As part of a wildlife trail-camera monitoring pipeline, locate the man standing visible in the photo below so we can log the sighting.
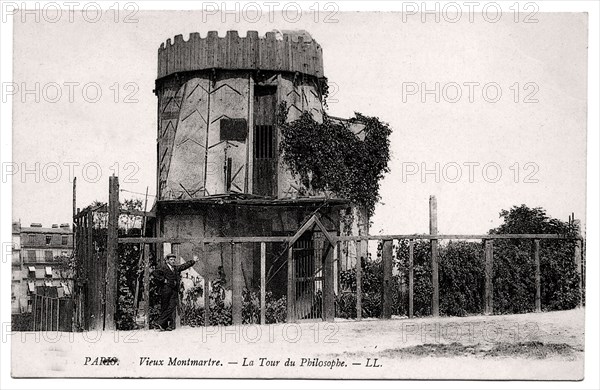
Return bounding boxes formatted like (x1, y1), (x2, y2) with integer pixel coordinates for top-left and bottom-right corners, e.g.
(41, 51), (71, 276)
(154, 253), (197, 331)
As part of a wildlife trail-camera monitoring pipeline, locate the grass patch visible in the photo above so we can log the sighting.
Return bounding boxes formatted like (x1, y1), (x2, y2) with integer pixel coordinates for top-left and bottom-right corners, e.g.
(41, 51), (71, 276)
(486, 341), (579, 359)
(378, 341), (580, 359)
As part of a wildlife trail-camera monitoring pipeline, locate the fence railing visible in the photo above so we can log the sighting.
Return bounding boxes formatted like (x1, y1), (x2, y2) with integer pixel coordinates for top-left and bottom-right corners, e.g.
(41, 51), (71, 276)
(31, 294), (73, 332)
(74, 177), (584, 330)
(118, 230), (583, 328)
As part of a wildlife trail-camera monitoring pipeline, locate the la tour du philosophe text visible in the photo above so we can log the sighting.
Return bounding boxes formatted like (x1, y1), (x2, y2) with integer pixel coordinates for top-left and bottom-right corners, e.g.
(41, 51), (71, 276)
(137, 356), (380, 369)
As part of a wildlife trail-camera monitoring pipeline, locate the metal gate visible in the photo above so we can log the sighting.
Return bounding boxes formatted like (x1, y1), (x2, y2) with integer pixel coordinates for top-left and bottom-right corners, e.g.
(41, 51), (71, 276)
(292, 233), (324, 321)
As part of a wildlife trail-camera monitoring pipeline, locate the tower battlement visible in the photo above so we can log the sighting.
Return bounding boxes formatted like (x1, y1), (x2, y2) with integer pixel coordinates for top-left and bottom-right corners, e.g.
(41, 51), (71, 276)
(157, 30), (324, 80)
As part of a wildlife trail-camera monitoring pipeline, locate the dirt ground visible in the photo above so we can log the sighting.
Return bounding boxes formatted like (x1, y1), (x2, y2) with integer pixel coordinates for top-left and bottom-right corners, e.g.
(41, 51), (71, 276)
(11, 308), (584, 380)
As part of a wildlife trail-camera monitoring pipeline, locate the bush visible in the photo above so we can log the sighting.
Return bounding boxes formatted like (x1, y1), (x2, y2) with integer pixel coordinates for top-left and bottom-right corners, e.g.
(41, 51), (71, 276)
(180, 289), (287, 327)
(439, 241), (485, 316)
(116, 241), (142, 330)
(11, 313), (33, 331)
(396, 240), (433, 317)
(490, 206), (582, 313)
(338, 206), (582, 319)
(337, 256), (401, 319)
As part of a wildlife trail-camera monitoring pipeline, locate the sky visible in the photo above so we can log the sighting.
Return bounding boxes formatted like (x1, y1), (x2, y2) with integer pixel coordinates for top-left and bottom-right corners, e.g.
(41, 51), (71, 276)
(11, 9), (588, 235)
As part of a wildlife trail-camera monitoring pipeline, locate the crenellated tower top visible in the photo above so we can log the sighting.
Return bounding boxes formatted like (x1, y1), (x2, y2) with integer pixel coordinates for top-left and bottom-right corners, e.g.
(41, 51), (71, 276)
(157, 30), (325, 80)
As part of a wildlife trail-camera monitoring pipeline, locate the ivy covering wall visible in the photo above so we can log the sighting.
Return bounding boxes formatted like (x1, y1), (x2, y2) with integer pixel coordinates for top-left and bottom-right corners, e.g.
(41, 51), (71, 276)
(278, 105), (392, 218)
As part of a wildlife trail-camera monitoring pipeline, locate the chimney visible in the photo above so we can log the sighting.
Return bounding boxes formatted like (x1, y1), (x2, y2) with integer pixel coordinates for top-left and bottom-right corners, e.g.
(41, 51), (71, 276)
(52, 224), (59, 228)
(30, 223), (42, 228)
(60, 223), (70, 230)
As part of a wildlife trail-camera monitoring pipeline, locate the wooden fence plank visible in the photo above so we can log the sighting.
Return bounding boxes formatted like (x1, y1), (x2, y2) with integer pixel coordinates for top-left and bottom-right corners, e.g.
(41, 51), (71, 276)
(323, 243), (335, 322)
(118, 233), (579, 245)
(86, 210), (95, 330)
(382, 240), (393, 319)
(32, 294), (37, 331)
(356, 240), (362, 321)
(408, 240), (414, 319)
(232, 243), (243, 325)
(484, 240), (494, 315)
(56, 299), (60, 331)
(260, 242), (266, 325)
(573, 222), (583, 307)
(336, 234), (578, 241)
(430, 196), (439, 317)
(574, 239), (583, 307)
(45, 297), (49, 331)
(105, 175), (119, 330)
(535, 239), (541, 312)
(287, 246), (295, 323)
(204, 246), (210, 327)
(143, 244), (150, 330)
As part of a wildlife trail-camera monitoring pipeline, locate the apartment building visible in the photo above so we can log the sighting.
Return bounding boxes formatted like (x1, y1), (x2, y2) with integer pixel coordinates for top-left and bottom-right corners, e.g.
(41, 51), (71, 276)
(11, 221), (73, 313)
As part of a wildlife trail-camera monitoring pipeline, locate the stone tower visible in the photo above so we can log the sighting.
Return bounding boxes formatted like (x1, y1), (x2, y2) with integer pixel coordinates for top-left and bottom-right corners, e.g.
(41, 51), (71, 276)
(153, 30), (364, 296)
(155, 30), (325, 200)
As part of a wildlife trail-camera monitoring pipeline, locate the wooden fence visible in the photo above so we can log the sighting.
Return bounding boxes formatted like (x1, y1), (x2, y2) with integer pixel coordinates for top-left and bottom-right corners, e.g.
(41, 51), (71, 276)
(31, 293), (74, 332)
(75, 177), (584, 330)
(121, 232), (583, 327)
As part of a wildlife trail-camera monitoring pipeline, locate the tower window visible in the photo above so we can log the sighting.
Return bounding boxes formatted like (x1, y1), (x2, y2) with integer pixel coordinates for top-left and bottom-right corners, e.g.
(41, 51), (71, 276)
(220, 118), (248, 141)
(254, 125), (275, 159)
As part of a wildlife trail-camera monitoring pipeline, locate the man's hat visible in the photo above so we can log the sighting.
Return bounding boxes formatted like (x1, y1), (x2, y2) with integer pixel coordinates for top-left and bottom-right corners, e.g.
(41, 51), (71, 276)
(165, 253), (176, 260)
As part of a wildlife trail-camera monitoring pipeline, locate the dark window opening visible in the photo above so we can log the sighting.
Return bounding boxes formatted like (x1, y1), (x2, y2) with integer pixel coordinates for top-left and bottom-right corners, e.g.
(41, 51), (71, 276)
(220, 118), (248, 141)
(253, 125), (275, 159)
(45, 235), (52, 245)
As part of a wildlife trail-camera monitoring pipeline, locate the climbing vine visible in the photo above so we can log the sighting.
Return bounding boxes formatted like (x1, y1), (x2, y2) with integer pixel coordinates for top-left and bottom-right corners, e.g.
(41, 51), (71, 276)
(278, 103), (392, 217)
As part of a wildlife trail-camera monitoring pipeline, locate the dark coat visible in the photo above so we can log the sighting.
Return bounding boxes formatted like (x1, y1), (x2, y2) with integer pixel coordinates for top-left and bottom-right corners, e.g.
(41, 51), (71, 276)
(153, 259), (195, 330)
(153, 260), (195, 292)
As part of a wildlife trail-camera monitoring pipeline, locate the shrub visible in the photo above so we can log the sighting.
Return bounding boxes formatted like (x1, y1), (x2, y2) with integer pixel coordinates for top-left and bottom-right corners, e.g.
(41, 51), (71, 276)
(11, 313), (33, 331)
(179, 289), (287, 327)
(337, 256), (401, 319)
(490, 206), (581, 313)
(439, 241), (485, 316)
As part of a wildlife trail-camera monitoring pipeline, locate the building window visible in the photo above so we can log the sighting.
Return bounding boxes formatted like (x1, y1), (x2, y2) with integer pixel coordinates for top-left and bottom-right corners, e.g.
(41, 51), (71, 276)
(27, 250), (36, 262)
(61, 235), (68, 245)
(45, 250), (53, 262)
(28, 266), (36, 279)
(28, 234), (35, 244)
(45, 266), (52, 278)
(45, 235), (52, 245)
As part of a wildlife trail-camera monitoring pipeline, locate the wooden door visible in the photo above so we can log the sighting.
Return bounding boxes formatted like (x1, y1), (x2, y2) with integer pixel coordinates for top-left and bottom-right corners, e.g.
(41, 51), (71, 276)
(292, 232), (324, 321)
(253, 86), (277, 197)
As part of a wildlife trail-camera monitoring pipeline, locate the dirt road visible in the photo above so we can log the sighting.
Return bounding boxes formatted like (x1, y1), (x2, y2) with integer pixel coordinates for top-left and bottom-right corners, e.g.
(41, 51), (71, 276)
(11, 308), (584, 379)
